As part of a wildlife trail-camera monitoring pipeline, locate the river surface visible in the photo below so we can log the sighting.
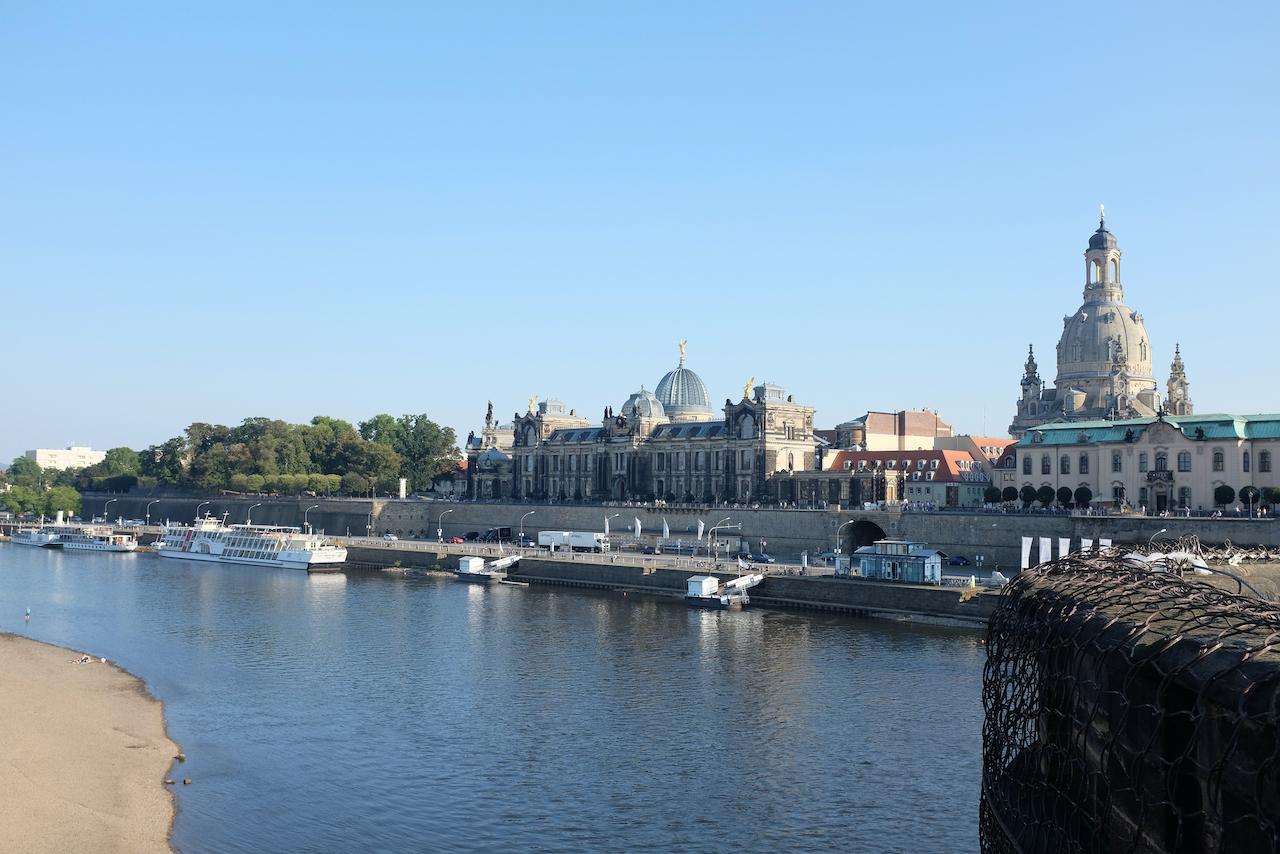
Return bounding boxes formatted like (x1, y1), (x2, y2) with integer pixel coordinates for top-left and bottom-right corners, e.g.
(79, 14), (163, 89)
(0, 545), (985, 853)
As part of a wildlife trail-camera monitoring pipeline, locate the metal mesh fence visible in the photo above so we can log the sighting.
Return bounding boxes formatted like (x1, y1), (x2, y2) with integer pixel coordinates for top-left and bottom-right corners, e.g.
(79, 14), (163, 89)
(980, 553), (1280, 854)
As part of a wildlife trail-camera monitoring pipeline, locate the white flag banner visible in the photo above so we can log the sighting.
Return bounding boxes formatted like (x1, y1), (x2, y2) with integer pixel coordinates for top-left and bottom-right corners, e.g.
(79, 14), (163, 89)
(697, 520), (705, 540)
(1099, 537), (1112, 550)
(1021, 537), (1034, 570)
(737, 557), (750, 570)
(634, 517), (642, 537)
(1039, 537), (1053, 566)
(1058, 538), (1072, 559)
(662, 518), (670, 539)
(1081, 538), (1094, 553)
(604, 516), (610, 536)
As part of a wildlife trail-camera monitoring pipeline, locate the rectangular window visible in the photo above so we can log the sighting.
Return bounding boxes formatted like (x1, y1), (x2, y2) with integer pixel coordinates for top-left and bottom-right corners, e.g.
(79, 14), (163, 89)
(1112, 452), (1122, 473)
(1139, 453), (1148, 473)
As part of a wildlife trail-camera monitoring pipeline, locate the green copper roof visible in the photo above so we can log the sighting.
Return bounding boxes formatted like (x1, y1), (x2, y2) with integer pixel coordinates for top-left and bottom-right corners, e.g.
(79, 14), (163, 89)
(1016, 414), (1280, 447)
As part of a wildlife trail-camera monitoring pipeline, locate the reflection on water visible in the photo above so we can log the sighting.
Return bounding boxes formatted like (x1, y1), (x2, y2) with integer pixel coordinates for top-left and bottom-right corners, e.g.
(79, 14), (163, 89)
(0, 546), (984, 853)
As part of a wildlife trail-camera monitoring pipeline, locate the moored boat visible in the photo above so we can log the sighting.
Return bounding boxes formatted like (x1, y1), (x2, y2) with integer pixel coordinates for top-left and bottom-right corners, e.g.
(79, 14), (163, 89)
(155, 515), (347, 571)
(11, 527), (63, 548)
(454, 554), (521, 584)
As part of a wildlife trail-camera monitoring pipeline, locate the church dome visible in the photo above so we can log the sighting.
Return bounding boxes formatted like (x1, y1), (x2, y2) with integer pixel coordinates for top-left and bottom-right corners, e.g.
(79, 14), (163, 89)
(655, 343), (712, 421)
(621, 388), (666, 420)
(1056, 301), (1154, 385)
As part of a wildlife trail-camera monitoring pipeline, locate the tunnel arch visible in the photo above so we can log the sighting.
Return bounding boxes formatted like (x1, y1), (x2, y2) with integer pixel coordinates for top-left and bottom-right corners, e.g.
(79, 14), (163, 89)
(842, 519), (887, 554)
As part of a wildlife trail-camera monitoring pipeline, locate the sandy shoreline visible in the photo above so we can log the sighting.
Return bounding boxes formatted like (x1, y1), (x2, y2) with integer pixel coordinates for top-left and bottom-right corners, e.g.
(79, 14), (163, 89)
(0, 633), (178, 854)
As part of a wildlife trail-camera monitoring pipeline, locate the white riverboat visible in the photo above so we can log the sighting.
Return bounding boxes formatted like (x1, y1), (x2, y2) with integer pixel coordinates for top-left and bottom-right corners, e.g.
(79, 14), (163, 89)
(155, 515), (347, 571)
(46, 524), (138, 552)
(11, 526), (63, 548)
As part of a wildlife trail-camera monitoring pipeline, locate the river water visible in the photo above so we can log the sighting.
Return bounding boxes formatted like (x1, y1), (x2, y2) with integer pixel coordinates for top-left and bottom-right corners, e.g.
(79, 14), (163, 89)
(0, 545), (985, 853)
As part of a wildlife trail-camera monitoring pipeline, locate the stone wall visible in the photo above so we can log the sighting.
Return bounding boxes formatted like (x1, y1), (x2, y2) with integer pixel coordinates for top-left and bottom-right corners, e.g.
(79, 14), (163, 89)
(85, 493), (1279, 573)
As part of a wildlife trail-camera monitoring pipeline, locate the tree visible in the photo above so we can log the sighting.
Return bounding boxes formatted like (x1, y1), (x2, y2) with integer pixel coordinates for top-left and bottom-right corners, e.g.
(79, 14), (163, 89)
(1214, 484), (1235, 506)
(1036, 485), (1055, 507)
(8, 456), (45, 490)
(1019, 485), (1037, 507)
(983, 486), (1002, 504)
(1074, 486), (1093, 507)
(1002, 486), (1019, 503)
(341, 472), (369, 495)
(244, 474), (265, 493)
(0, 486), (41, 515)
(1056, 486), (1073, 507)
(102, 447), (141, 477)
(44, 486), (81, 516)
(1240, 486), (1261, 510)
(358, 414), (405, 447)
(1263, 486), (1280, 508)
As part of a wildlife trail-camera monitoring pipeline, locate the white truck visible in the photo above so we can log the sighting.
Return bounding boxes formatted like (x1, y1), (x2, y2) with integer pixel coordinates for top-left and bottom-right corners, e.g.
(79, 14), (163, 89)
(568, 531), (609, 553)
(537, 531), (572, 550)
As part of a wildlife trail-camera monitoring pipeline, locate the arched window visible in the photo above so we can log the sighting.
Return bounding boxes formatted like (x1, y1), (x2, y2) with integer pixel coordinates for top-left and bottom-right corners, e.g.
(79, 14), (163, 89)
(1243, 451), (1251, 472)
(1111, 451), (1122, 473)
(1023, 456), (1032, 475)
(1079, 454), (1089, 474)
(1155, 452), (1168, 471)
(1177, 451), (1191, 472)
(1092, 259), (1103, 283)
(1110, 258), (1118, 282)
(1041, 455), (1051, 475)
(1060, 455), (1070, 475)
(1262, 451), (1272, 473)
(787, 452), (795, 470)
(1213, 450), (1224, 472)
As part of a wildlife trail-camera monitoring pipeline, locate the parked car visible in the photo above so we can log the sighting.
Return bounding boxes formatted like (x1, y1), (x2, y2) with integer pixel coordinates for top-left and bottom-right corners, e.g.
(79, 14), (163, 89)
(746, 552), (776, 564)
(947, 555), (970, 566)
(517, 533), (534, 547)
(383, 533), (398, 541)
(815, 550), (838, 563)
(446, 536), (465, 544)
(463, 531), (480, 541)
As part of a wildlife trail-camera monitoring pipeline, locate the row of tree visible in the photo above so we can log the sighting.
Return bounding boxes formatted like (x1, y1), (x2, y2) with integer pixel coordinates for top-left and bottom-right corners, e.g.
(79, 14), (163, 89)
(0, 485), (81, 517)
(3, 413), (459, 498)
(983, 484), (1280, 508)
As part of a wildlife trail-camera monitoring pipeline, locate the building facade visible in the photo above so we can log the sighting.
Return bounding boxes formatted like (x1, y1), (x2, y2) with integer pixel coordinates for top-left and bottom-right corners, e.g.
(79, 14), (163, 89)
(1011, 211), (1193, 437)
(1012, 413), (1279, 512)
(26, 446), (107, 470)
(489, 345), (818, 503)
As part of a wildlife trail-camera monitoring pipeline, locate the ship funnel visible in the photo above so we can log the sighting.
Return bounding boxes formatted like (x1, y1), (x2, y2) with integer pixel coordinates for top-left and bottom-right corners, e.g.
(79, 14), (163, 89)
(56, 510), (64, 525)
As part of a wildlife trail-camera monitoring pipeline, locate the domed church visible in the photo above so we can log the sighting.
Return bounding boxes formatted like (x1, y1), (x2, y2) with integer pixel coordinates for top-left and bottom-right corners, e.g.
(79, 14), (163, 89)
(1009, 210), (1193, 437)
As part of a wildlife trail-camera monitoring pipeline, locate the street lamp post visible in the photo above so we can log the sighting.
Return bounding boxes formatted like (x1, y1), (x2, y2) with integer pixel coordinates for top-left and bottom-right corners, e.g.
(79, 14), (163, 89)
(247, 503), (263, 526)
(1148, 527), (1167, 547)
(195, 501), (210, 521)
(146, 500), (161, 527)
(834, 519), (855, 559)
(519, 510), (536, 544)
(438, 508), (454, 542)
(707, 516), (732, 560)
(304, 505), (320, 534)
(103, 498), (118, 524)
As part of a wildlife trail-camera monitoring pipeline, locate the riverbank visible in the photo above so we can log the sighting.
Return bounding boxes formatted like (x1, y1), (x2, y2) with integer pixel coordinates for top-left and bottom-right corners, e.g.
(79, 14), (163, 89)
(0, 633), (178, 854)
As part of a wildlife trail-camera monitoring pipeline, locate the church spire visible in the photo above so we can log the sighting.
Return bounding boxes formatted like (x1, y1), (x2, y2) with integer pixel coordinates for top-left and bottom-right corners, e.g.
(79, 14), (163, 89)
(1166, 343), (1193, 415)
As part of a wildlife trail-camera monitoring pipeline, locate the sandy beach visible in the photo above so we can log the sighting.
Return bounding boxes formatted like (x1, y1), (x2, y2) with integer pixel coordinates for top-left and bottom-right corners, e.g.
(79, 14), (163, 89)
(0, 633), (178, 854)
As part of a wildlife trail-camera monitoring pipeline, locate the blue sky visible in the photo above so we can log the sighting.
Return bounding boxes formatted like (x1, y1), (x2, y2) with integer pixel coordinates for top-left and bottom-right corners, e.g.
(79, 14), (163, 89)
(3, 2), (1277, 461)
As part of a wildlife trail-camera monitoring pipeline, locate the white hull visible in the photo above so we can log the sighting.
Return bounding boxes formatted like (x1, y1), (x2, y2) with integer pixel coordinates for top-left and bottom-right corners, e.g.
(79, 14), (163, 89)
(11, 537), (63, 549)
(154, 547), (347, 571)
(61, 540), (138, 553)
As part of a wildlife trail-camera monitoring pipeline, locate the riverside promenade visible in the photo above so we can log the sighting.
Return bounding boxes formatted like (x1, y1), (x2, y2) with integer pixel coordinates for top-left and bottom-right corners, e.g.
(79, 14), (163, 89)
(0, 633), (178, 854)
(341, 538), (1001, 626)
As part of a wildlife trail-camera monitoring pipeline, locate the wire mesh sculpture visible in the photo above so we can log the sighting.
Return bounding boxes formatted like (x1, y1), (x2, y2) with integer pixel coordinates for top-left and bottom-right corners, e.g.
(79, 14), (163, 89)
(981, 552), (1280, 853)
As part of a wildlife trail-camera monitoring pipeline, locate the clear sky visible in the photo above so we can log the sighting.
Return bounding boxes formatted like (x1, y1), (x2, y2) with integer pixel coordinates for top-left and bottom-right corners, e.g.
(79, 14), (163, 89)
(3, 2), (1277, 461)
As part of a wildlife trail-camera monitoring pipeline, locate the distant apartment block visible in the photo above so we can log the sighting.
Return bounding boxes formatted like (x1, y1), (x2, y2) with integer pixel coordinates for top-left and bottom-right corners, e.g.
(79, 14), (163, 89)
(26, 446), (107, 470)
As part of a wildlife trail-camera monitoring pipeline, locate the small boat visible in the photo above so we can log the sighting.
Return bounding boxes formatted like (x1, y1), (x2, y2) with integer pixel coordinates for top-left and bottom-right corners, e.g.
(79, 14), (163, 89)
(454, 554), (521, 584)
(685, 572), (765, 611)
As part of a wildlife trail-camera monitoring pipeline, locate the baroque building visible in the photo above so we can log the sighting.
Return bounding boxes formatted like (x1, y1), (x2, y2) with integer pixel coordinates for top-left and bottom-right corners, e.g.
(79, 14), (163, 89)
(1010, 210), (1193, 437)
(481, 344), (817, 503)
